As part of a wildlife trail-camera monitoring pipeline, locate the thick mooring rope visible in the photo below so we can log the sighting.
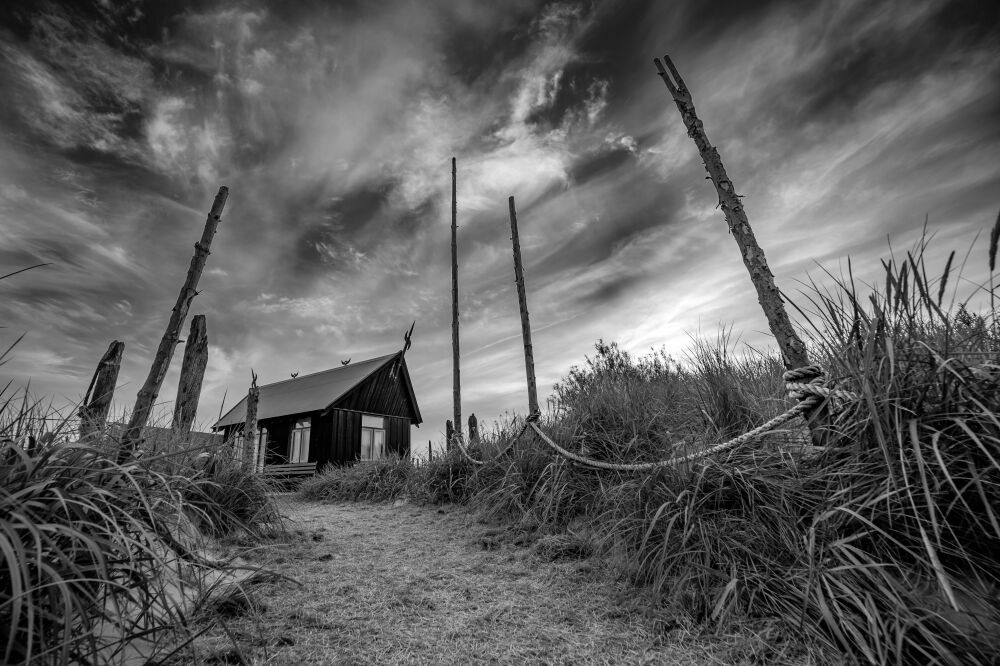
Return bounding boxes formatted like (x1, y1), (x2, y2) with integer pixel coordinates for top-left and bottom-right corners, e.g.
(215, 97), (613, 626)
(452, 414), (538, 466)
(452, 366), (858, 471)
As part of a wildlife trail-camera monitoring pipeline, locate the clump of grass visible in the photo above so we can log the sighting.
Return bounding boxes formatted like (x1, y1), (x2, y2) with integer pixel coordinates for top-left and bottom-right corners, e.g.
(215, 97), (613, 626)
(407, 445), (486, 504)
(445, 231), (999, 664)
(1, 432), (191, 663)
(1, 380), (283, 662)
(596, 235), (1000, 663)
(299, 455), (414, 502)
(181, 454), (281, 538)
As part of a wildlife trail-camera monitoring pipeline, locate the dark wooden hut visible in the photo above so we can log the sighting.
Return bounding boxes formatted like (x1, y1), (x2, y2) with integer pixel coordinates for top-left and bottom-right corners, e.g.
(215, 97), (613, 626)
(212, 352), (421, 473)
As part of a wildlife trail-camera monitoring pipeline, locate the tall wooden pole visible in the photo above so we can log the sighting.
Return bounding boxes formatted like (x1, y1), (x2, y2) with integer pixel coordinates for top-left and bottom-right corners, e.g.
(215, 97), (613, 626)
(120, 187), (229, 459)
(653, 57), (809, 370)
(508, 196), (539, 417)
(451, 157), (463, 445)
(172, 314), (208, 435)
(243, 371), (259, 471)
(653, 56), (829, 442)
(79, 340), (124, 441)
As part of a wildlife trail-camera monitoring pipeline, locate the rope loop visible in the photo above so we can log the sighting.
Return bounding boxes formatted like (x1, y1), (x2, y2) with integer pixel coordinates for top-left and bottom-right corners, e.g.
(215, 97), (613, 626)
(447, 365), (861, 473)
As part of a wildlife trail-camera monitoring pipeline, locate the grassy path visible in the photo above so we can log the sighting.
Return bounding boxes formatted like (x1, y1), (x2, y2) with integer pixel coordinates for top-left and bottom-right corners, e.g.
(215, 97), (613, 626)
(194, 497), (726, 665)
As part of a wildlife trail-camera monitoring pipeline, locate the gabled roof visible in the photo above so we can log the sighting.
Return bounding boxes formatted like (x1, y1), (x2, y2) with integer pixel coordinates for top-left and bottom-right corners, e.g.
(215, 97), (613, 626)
(213, 353), (420, 428)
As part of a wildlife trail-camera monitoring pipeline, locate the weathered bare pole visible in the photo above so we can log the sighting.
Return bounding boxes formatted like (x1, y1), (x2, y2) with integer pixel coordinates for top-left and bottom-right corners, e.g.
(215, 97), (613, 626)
(242, 371), (259, 471)
(171, 314), (208, 435)
(79, 340), (124, 440)
(508, 196), (540, 417)
(653, 56), (832, 443)
(653, 57), (809, 371)
(451, 157), (463, 445)
(119, 187), (229, 459)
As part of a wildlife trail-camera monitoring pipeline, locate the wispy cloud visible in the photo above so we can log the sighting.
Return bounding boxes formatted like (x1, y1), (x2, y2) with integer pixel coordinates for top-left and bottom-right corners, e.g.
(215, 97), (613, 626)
(1, 0), (998, 441)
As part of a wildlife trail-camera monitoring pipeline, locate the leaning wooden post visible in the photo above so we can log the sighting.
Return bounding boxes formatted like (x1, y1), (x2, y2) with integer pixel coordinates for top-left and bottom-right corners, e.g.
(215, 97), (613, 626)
(653, 56), (827, 438)
(468, 413), (479, 445)
(508, 196), (540, 417)
(653, 58), (808, 369)
(172, 314), (208, 436)
(79, 340), (124, 440)
(119, 187), (229, 459)
(451, 157), (463, 445)
(243, 371), (259, 471)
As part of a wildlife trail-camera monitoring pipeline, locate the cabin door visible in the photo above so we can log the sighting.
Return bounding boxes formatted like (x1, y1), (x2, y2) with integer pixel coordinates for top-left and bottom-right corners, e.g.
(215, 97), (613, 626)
(290, 418), (311, 463)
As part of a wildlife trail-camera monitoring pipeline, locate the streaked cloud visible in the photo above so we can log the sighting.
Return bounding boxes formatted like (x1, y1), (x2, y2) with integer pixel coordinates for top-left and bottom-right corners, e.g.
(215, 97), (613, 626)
(1, 0), (997, 448)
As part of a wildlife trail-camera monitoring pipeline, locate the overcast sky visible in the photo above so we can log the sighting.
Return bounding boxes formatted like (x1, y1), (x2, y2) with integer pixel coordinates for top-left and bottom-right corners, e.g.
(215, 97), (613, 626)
(1, 0), (998, 450)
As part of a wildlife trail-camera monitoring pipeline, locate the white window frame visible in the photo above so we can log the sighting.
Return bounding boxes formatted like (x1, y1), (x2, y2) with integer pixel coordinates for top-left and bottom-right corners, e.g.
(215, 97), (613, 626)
(360, 414), (386, 460)
(290, 418), (311, 463)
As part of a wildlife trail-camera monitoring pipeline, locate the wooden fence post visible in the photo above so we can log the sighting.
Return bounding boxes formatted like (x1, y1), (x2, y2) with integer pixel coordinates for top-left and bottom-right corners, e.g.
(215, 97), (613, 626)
(653, 56), (827, 440)
(79, 340), (124, 441)
(508, 196), (540, 417)
(243, 371), (259, 471)
(428, 440), (432, 462)
(446, 419), (454, 451)
(119, 187), (229, 460)
(172, 314), (208, 436)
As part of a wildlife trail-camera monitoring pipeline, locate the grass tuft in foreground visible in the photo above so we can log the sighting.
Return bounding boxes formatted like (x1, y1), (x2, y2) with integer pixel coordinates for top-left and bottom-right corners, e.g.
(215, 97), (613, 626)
(1, 385), (283, 664)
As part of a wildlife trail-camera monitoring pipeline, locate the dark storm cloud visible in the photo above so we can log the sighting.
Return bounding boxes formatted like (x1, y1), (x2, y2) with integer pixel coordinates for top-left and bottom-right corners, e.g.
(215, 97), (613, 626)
(757, 1), (1000, 129)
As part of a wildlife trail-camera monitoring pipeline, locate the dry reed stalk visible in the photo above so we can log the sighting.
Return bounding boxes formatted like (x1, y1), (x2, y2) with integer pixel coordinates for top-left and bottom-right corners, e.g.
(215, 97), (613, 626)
(989, 207), (999, 314)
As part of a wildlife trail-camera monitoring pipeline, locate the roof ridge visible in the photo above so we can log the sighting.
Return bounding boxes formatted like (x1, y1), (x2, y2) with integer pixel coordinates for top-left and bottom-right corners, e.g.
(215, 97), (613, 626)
(257, 353), (397, 389)
(322, 351), (402, 412)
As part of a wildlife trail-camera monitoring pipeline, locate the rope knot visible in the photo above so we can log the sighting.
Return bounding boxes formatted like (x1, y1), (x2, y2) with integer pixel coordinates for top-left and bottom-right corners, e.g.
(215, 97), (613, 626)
(783, 365), (860, 411)
(526, 411), (541, 423)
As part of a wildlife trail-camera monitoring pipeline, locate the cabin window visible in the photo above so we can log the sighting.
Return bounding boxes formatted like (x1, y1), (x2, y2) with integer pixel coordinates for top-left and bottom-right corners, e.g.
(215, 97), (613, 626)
(360, 414), (386, 460)
(290, 418), (311, 463)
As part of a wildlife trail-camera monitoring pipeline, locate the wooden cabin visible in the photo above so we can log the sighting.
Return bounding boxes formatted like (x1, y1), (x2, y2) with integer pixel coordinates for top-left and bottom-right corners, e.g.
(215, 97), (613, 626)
(212, 352), (421, 474)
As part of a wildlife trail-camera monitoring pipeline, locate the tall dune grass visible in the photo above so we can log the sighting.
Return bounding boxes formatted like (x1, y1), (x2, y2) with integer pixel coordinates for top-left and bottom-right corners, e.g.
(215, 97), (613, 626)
(305, 234), (999, 664)
(1, 385), (281, 664)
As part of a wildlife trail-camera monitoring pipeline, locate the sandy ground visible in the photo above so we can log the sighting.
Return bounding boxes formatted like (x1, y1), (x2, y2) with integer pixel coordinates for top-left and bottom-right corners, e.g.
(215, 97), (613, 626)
(189, 496), (741, 665)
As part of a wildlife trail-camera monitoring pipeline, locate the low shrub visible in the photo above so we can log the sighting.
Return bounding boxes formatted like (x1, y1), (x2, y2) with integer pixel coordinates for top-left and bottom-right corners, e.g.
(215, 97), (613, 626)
(181, 455), (280, 538)
(299, 455), (413, 502)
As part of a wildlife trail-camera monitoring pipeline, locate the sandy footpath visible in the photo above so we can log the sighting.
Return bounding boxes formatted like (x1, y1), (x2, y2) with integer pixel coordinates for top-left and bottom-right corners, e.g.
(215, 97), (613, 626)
(190, 496), (728, 665)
